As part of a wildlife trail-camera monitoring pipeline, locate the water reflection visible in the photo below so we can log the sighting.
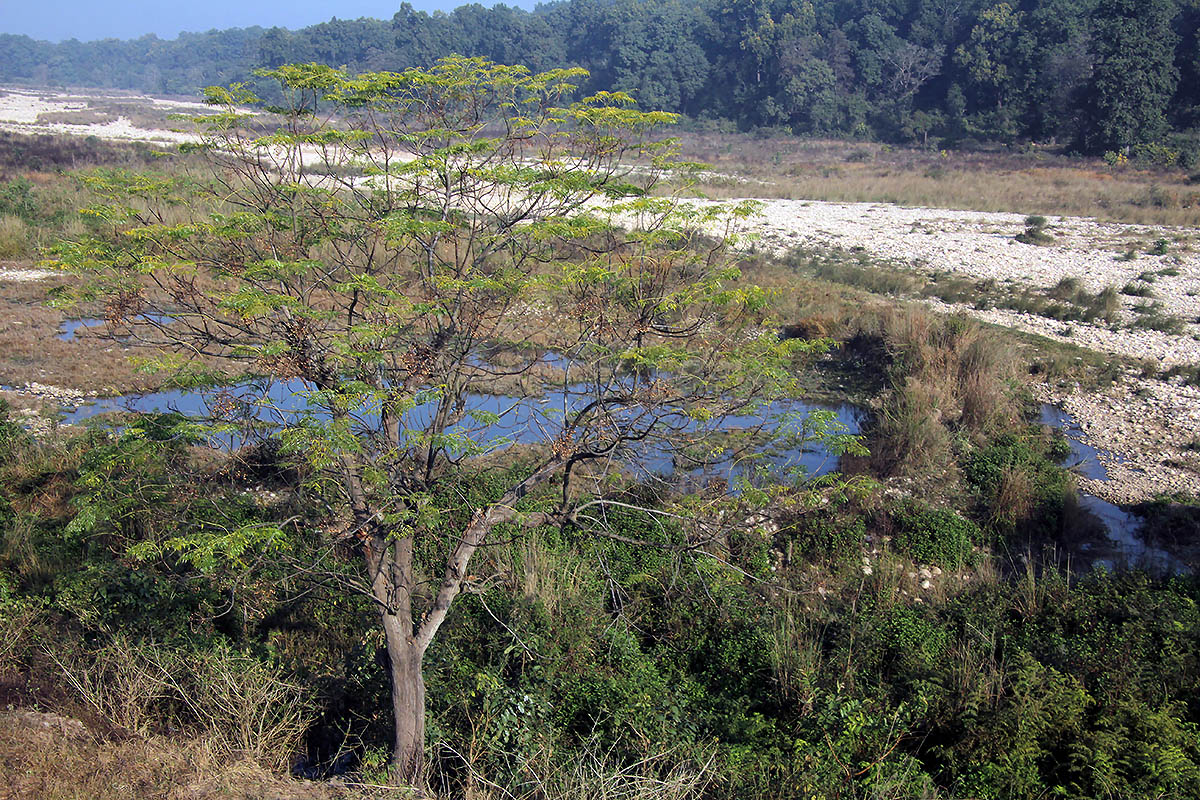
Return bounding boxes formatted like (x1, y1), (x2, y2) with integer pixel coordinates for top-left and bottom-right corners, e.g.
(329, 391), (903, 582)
(61, 375), (866, 486)
(46, 376), (1184, 572)
(1040, 404), (1187, 575)
(56, 313), (176, 341)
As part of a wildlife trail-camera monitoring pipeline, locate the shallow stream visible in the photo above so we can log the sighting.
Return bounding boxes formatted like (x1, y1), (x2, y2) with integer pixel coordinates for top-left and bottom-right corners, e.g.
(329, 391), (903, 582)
(58, 371), (866, 485)
(43, 327), (1187, 574)
(1039, 404), (1187, 575)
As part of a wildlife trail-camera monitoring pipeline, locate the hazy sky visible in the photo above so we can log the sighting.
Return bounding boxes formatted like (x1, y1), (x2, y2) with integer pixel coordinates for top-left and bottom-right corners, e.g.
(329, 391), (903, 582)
(0, 1), (536, 43)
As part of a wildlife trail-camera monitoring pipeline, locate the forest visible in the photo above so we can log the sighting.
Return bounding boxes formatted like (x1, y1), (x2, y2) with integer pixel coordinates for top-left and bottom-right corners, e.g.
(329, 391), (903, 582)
(1, 0), (1198, 155)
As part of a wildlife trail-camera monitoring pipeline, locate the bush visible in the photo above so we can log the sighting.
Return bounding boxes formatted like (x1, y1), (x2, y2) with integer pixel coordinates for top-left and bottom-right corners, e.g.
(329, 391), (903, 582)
(965, 432), (1073, 536)
(0, 177), (39, 222)
(1131, 142), (1180, 168)
(1121, 281), (1153, 297)
(50, 636), (314, 770)
(0, 214), (29, 258)
(1015, 215), (1053, 246)
(891, 504), (980, 568)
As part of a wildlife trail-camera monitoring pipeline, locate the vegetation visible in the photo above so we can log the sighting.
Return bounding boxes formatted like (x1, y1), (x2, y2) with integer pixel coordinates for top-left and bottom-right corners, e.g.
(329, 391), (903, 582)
(0, 29), (1197, 800)
(1014, 215), (1053, 246)
(47, 57), (828, 786)
(6, 0), (1200, 153)
(3, 390), (1199, 799)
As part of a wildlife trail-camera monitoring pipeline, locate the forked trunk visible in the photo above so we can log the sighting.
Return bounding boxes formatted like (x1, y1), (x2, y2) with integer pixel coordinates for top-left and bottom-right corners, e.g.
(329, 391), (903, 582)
(382, 611), (426, 788)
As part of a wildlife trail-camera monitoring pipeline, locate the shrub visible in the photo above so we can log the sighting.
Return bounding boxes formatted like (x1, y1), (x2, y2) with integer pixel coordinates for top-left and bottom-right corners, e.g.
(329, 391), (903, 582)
(49, 636), (314, 770)
(1015, 215), (1053, 246)
(0, 214), (29, 258)
(965, 432), (1073, 535)
(872, 377), (954, 473)
(1131, 142), (1180, 167)
(0, 177), (39, 222)
(891, 504), (980, 568)
(1130, 306), (1186, 334)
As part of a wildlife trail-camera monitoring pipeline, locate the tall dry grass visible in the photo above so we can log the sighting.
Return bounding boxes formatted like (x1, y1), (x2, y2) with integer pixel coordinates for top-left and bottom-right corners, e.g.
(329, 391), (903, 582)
(768, 597), (823, 712)
(0, 214), (29, 258)
(0, 708), (345, 800)
(47, 636), (315, 771)
(672, 133), (1200, 227)
(868, 309), (1019, 475)
(439, 739), (715, 800)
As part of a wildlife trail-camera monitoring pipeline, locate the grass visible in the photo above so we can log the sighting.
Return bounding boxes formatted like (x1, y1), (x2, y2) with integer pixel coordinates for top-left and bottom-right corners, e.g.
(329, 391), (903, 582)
(0, 130), (169, 176)
(1130, 302), (1187, 334)
(0, 276), (168, 394)
(0, 214), (28, 258)
(0, 710), (345, 800)
(669, 134), (1200, 227)
(784, 244), (1128, 328)
(1166, 363), (1200, 386)
(749, 239), (1138, 396)
(1015, 215), (1054, 246)
(1121, 281), (1154, 297)
(785, 247), (918, 297)
(35, 109), (120, 126)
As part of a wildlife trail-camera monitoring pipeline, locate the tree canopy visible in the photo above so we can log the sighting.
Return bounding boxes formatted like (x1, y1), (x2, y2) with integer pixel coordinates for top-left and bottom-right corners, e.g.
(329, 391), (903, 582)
(6, 0), (1200, 153)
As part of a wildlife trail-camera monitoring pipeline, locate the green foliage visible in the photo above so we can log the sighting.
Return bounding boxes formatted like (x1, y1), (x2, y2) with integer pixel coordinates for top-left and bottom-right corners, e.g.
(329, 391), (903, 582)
(3, 0), (1200, 147)
(1015, 215), (1054, 246)
(0, 177), (40, 222)
(0, 398), (25, 461)
(784, 508), (866, 561)
(891, 504), (981, 568)
(1084, 0), (1180, 153)
(3, 408), (1200, 799)
(964, 430), (1073, 534)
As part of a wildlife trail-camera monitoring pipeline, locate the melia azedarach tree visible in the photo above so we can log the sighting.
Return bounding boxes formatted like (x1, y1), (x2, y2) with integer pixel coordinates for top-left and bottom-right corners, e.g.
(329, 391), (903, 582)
(58, 58), (821, 784)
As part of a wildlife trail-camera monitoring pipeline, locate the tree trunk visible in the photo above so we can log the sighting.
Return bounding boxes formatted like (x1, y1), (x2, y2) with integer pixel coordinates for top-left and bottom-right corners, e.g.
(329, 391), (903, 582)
(382, 611), (426, 788)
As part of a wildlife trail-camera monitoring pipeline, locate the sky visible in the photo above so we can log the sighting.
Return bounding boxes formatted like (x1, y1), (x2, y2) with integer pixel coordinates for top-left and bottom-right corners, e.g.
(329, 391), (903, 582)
(0, 0), (536, 43)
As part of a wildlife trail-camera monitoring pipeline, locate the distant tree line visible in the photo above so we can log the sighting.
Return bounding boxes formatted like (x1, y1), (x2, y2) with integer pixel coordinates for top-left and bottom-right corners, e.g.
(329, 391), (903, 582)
(1, 0), (1197, 155)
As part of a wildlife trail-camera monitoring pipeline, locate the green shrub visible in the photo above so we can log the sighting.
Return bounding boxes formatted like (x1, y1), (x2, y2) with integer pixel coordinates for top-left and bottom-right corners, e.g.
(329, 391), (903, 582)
(1131, 142), (1180, 167)
(1130, 302), (1186, 334)
(0, 177), (39, 222)
(891, 504), (980, 568)
(965, 431), (1073, 535)
(1015, 215), (1053, 246)
(782, 509), (865, 560)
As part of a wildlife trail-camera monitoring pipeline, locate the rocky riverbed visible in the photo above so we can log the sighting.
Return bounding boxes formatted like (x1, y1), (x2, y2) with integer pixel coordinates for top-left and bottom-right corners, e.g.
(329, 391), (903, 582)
(741, 199), (1200, 362)
(726, 199), (1200, 504)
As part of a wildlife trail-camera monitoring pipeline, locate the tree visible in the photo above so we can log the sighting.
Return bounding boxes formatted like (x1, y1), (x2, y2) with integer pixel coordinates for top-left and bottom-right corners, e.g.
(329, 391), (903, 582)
(59, 57), (814, 786)
(953, 2), (1036, 136)
(1083, 0), (1179, 153)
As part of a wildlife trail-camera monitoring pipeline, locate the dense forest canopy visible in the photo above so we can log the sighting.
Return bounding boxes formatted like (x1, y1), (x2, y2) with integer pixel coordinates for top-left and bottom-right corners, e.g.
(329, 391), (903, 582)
(1, 0), (1199, 152)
